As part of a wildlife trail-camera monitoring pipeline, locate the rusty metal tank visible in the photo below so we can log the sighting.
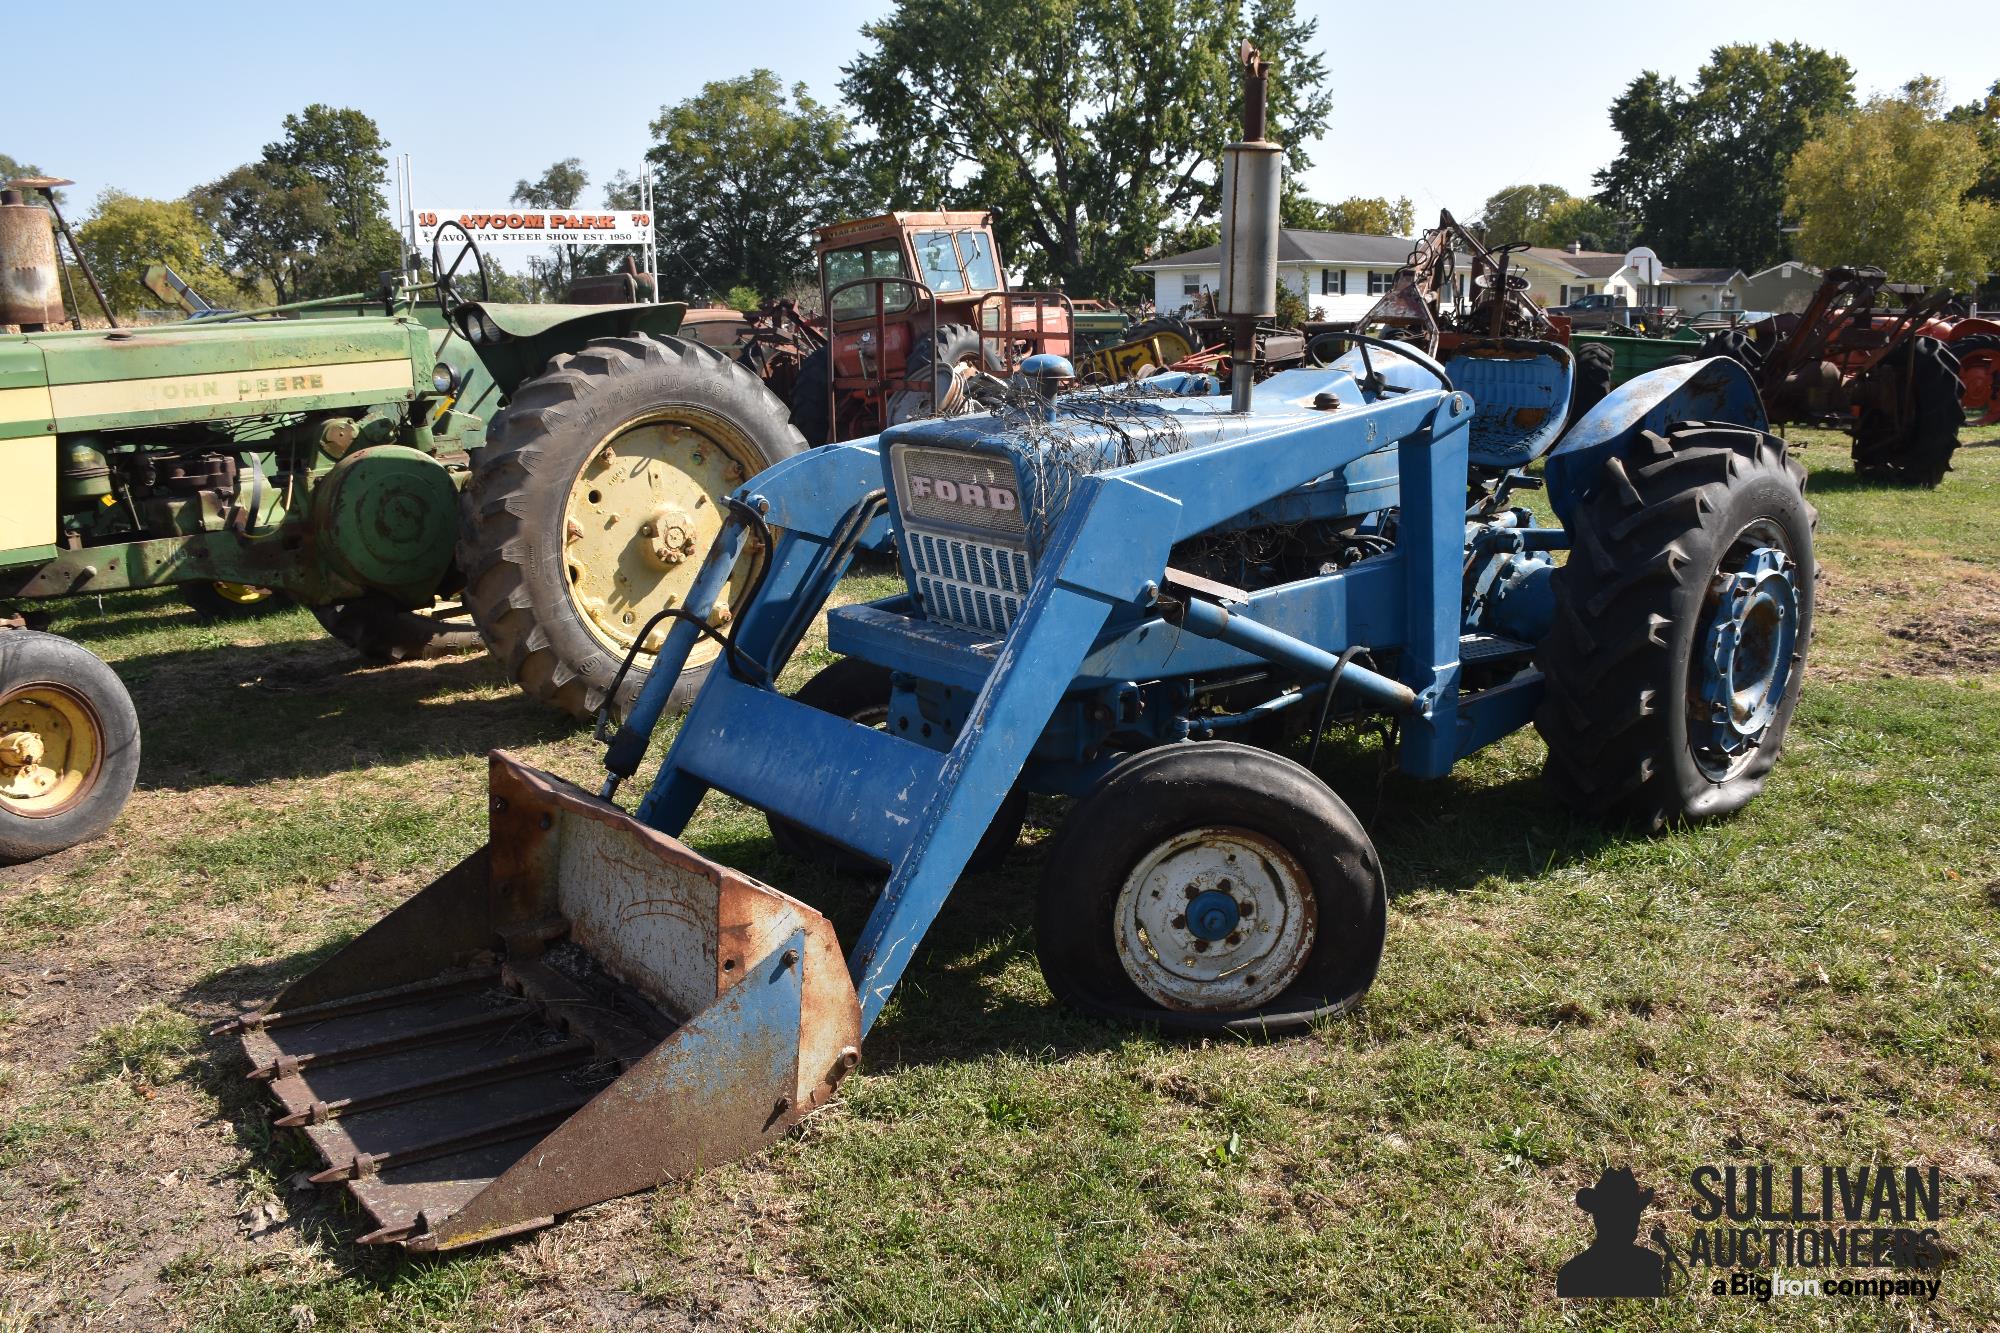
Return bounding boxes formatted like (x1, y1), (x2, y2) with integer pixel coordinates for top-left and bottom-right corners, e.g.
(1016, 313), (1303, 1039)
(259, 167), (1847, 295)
(1, 187), (64, 327)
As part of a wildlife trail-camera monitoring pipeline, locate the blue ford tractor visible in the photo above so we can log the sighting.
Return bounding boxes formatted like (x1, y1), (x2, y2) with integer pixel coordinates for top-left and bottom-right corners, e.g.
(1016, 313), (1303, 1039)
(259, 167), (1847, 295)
(228, 53), (1812, 1250)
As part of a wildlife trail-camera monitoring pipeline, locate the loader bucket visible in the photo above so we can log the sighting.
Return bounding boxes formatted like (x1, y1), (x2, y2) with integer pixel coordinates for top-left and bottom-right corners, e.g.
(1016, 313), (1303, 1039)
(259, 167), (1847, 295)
(224, 752), (860, 1251)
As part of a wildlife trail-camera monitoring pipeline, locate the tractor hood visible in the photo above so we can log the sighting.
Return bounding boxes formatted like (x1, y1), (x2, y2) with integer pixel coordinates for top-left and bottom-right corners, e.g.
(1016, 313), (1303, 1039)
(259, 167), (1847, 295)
(5, 316), (429, 435)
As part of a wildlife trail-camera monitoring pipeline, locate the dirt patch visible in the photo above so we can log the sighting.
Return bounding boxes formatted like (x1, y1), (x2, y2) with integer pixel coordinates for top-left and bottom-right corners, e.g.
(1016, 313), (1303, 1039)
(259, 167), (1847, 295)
(1885, 575), (2000, 675)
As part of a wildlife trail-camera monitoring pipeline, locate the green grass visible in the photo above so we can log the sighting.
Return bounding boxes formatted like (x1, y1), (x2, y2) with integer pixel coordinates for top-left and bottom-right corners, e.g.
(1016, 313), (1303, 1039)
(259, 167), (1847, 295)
(0, 426), (1996, 1330)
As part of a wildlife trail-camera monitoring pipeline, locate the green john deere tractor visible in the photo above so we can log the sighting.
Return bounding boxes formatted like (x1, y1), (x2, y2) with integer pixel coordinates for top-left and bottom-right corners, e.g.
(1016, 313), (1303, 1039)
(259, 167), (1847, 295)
(0, 186), (803, 859)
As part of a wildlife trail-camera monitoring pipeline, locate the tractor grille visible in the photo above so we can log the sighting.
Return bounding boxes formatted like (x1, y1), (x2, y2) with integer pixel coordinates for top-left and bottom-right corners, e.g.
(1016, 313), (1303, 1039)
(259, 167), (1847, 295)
(892, 442), (1034, 636)
(905, 528), (1033, 636)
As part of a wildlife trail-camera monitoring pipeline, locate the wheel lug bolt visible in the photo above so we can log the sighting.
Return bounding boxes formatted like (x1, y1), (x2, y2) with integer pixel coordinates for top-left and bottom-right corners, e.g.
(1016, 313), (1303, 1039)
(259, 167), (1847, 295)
(1238, 901), (1254, 916)
(1226, 932), (1242, 946)
(1192, 940), (1209, 953)
(1171, 914), (1187, 930)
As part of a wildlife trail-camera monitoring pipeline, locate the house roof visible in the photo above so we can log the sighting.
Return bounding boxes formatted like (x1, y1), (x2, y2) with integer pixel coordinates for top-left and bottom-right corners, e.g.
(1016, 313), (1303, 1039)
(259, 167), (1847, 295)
(1135, 228), (1417, 271)
(1745, 261), (1821, 281)
(1663, 266), (1745, 286)
(1522, 247), (1630, 279)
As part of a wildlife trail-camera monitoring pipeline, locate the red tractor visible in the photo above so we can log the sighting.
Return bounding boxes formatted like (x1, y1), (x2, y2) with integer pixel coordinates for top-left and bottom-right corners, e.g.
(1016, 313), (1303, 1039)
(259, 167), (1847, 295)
(1704, 266), (1999, 486)
(786, 211), (1072, 444)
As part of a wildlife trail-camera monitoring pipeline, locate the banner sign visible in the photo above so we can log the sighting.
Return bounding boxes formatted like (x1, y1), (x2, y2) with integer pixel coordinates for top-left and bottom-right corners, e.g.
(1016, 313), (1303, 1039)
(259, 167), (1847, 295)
(413, 209), (654, 248)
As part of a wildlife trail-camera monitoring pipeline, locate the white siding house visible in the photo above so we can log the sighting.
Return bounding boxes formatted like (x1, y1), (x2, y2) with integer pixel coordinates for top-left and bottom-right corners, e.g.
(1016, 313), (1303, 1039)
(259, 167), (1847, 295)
(1132, 229), (1422, 319)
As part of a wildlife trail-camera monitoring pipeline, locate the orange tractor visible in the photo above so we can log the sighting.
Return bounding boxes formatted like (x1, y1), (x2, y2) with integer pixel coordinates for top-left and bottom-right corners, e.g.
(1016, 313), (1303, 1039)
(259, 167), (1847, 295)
(785, 211), (1073, 444)
(1703, 266), (1999, 486)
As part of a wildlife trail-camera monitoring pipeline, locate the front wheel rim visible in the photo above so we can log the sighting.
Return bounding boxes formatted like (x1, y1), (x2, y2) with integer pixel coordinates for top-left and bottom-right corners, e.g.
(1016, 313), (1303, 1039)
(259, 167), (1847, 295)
(561, 407), (761, 671)
(1112, 826), (1316, 1012)
(0, 684), (103, 818)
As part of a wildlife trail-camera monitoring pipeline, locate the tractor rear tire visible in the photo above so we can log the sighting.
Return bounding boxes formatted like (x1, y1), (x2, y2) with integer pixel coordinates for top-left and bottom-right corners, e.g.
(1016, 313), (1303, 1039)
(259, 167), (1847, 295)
(1122, 316), (1203, 369)
(788, 345), (832, 446)
(886, 324), (1001, 426)
(1566, 342), (1615, 430)
(765, 657), (1024, 875)
(1851, 337), (1962, 487)
(1535, 424), (1815, 830)
(312, 597), (485, 663)
(459, 334), (805, 720)
(1700, 328), (1763, 372)
(0, 631), (140, 863)
(1035, 741), (1386, 1034)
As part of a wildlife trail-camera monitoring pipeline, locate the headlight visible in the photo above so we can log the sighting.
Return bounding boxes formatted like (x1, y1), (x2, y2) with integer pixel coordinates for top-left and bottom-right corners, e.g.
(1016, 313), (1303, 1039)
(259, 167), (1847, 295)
(432, 362), (460, 395)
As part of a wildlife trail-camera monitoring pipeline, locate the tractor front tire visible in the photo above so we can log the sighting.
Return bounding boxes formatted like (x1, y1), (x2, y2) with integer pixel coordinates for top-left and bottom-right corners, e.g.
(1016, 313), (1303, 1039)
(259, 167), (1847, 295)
(787, 345), (832, 446)
(460, 334), (804, 720)
(312, 596), (485, 663)
(886, 324), (1001, 426)
(1035, 742), (1386, 1034)
(0, 631), (140, 863)
(766, 657), (1024, 875)
(1536, 424), (1815, 830)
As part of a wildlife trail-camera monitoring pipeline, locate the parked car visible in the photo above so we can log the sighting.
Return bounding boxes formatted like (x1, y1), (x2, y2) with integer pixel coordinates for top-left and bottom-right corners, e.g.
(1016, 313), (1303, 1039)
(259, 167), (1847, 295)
(1548, 292), (1679, 334)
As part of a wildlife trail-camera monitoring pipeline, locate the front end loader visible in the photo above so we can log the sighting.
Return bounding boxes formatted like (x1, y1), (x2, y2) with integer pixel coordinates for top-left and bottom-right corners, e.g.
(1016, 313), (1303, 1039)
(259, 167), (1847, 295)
(232, 51), (1813, 1250)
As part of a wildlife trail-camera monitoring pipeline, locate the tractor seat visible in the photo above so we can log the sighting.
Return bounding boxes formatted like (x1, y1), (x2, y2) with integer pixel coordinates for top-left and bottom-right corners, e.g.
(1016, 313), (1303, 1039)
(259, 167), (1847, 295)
(1444, 340), (1574, 470)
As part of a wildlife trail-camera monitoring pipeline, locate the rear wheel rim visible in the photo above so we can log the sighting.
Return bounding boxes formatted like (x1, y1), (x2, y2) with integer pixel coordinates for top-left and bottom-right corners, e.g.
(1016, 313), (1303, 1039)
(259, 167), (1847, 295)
(1689, 525), (1800, 782)
(212, 582), (276, 605)
(1112, 825), (1316, 1012)
(0, 684), (103, 818)
(561, 407), (762, 671)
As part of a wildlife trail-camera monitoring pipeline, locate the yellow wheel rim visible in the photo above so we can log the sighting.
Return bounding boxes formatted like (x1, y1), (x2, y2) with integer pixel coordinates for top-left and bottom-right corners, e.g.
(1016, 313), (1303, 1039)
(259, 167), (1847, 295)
(213, 582), (275, 605)
(0, 684), (102, 818)
(1152, 331), (1198, 363)
(562, 407), (763, 671)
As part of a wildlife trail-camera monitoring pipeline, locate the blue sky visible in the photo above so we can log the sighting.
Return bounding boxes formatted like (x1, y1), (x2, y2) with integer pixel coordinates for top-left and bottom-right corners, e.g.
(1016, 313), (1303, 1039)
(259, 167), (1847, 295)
(10, 0), (1995, 251)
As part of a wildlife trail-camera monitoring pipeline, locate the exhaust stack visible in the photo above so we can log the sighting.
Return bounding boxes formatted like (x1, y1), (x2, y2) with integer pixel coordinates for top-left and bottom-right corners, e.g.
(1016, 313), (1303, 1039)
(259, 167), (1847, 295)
(1216, 44), (1281, 413)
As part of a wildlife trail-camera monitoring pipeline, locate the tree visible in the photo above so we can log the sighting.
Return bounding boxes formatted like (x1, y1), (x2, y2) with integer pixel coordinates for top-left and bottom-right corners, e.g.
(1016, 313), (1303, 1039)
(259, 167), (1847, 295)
(1286, 193), (1414, 236)
(842, 0), (1333, 302)
(74, 191), (243, 316)
(1477, 184), (1575, 246)
(1944, 79), (2000, 205)
(643, 71), (865, 304)
(512, 158), (590, 301)
(1594, 43), (1854, 269)
(194, 105), (400, 303)
(1786, 79), (2000, 286)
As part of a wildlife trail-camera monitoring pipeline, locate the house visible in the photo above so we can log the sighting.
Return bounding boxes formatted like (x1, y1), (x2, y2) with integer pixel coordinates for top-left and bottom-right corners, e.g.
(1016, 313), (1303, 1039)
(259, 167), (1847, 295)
(1742, 261), (1824, 314)
(1132, 229), (1423, 319)
(1521, 244), (1747, 315)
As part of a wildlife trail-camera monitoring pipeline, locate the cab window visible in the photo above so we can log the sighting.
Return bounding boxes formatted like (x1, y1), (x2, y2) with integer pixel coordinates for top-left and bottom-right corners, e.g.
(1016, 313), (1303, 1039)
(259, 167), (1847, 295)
(825, 241), (910, 319)
(956, 229), (1000, 291)
(910, 230), (966, 294)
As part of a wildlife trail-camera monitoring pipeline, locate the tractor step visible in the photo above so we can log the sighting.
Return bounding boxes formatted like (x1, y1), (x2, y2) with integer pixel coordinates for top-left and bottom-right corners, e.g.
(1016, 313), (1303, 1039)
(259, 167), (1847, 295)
(1459, 631), (1534, 665)
(228, 752), (860, 1250)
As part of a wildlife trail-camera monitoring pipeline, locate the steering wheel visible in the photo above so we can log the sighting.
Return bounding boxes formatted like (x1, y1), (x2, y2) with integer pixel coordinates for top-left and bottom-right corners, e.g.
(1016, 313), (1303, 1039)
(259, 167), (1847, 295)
(430, 220), (490, 315)
(1306, 330), (1455, 393)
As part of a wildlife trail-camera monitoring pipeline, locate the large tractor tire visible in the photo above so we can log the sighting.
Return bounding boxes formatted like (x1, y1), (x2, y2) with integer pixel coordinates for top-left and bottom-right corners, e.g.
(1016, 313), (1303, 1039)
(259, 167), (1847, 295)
(765, 657), (1024, 875)
(1699, 328), (1764, 372)
(311, 596), (485, 663)
(885, 324), (1003, 427)
(1565, 342), (1615, 431)
(1536, 424), (1814, 831)
(0, 631), (140, 863)
(787, 345), (832, 446)
(1122, 316), (1203, 369)
(459, 334), (805, 720)
(1035, 741), (1386, 1034)
(1852, 337), (1962, 487)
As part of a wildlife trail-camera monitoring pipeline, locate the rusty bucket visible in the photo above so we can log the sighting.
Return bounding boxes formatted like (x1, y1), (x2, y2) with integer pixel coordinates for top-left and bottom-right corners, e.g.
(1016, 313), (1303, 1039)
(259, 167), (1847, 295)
(223, 753), (859, 1250)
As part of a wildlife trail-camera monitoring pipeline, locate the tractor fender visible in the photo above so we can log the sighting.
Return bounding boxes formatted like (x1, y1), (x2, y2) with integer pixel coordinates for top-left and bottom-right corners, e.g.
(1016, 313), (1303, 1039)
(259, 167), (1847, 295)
(1544, 356), (1768, 528)
(452, 300), (689, 396)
